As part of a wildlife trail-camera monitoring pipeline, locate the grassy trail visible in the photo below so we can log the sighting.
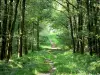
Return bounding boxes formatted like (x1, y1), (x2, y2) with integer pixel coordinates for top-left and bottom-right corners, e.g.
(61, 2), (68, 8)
(0, 50), (100, 75)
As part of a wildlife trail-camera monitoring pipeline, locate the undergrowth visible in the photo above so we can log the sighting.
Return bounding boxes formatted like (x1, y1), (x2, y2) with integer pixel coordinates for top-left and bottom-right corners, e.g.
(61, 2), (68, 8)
(0, 50), (100, 75)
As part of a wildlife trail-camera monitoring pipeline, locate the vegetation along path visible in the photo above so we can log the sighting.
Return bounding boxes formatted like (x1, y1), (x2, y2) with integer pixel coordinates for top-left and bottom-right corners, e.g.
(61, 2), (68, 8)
(0, 0), (100, 75)
(0, 50), (100, 75)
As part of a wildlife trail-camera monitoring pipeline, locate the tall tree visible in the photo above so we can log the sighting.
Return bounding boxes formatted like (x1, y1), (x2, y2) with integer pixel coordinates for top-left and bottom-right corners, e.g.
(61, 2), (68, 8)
(86, 0), (94, 56)
(66, 1), (76, 53)
(6, 0), (13, 61)
(0, 0), (1, 37)
(23, 24), (28, 55)
(0, 0), (8, 60)
(18, 0), (26, 57)
(10, 0), (19, 55)
(37, 18), (40, 51)
(77, 0), (84, 54)
(0, 0), (2, 52)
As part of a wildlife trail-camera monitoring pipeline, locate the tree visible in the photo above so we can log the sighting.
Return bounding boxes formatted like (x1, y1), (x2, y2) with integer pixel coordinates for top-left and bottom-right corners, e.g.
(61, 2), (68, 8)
(0, 0), (1, 37)
(0, 0), (2, 54)
(0, 0), (8, 60)
(6, 0), (13, 61)
(18, 0), (26, 57)
(10, 0), (19, 55)
(66, 2), (76, 53)
(76, 0), (84, 54)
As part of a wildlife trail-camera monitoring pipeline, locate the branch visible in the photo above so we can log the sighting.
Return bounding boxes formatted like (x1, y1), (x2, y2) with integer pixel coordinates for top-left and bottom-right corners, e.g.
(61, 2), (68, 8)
(65, 0), (77, 9)
(54, 0), (67, 10)
(51, 6), (67, 16)
(55, 0), (77, 10)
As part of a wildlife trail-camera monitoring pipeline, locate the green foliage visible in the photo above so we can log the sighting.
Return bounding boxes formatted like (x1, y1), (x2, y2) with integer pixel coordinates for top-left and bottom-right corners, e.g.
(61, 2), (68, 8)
(56, 31), (72, 49)
(40, 29), (72, 50)
(51, 11), (68, 29)
(53, 51), (100, 75)
(0, 50), (100, 75)
(40, 36), (50, 46)
(26, 0), (52, 21)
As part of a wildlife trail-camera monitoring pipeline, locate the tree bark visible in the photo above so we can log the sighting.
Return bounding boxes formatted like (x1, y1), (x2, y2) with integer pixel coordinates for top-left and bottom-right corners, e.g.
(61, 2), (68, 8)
(37, 19), (40, 51)
(0, 0), (8, 60)
(18, 0), (26, 57)
(67, 2), (75, 53)
(6, 0), (13, 62)
(31, 22), (35, 52)
(10, 0), (19, 55)
(78, 0), (84, 54)
(24, 30), (28, 55)
(86, 0), (93, 56)
(0, 0), (1, 36)
(0, 0), (2, 54)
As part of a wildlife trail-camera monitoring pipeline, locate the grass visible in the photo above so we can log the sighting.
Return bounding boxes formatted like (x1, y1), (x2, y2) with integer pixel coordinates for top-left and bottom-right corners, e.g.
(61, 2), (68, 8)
(52, 51), (100, 75)
(0, 50), (100, 75)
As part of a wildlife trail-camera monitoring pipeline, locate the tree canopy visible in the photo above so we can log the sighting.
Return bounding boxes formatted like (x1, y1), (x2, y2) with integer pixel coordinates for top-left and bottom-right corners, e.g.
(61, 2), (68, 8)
(0, 0), (100, 74)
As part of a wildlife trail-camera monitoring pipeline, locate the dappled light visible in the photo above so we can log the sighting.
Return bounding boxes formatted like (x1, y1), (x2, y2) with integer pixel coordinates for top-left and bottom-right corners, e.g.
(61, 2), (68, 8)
(0, 51), (100, 75)
(0, 0), (100, 75)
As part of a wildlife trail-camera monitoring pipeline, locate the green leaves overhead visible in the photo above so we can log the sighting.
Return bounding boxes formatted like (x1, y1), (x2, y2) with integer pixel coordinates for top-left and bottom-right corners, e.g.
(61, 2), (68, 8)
(51, 11), (68, 29)
(26, 0), (52, 22)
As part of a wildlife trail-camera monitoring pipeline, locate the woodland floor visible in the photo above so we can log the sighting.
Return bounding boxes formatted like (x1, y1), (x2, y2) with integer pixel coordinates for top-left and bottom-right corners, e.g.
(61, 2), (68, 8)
(0, 48), (100, 75)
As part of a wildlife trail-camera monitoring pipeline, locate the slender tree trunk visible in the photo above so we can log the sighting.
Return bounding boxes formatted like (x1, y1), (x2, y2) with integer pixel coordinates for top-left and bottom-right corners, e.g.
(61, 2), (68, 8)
(97, 6), (100, 57)
(72, 7), (77, 52)
(0, 0), (1, 36)
(10, 0), (19, 56)
(0, 0), (2, 53)
(19, 34), (22, 57)
(6, 0), (13, 62)
(37, 19), (40, 51)
(89, 0), (95, 56)
(94, 5), (99, 55)
(76, 0), (84, 54)
(86, 0), (93, 56)
(32, 22), (35, 52)
(24, 30), (28, 55)
(70, 17), (75, 53)
(79, 1), (84, 54)
(18, 23), (20, 57)
(7, 0), (19, 61)
(67, 3), (75, 53)
(18, 0), (26, 57)
(76, 40), (80, 52)
(0, 0), (8, 60)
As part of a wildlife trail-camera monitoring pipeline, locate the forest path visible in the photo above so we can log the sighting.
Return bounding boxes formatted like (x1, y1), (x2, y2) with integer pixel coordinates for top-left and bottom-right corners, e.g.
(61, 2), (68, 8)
(0, 49), (99, 75)
(38, 49), (57, 75)
(38, 73), (50, 75)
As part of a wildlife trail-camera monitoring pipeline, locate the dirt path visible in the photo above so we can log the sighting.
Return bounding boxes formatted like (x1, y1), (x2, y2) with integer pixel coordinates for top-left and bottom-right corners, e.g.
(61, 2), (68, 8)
(38, 57), (56, 75)
(38, 73), (50, 75)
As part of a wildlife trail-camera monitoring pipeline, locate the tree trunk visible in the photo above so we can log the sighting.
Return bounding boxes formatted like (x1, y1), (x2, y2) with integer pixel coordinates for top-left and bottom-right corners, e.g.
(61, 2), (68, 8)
(24, 32), (28, 55)
(32, 22), (35, 52)
(0, 0), (2, 54)
(0, 0), (8, 60)
(94, 5), (99, 55)
(37, 19), (40, 51)
(86, 0), (93, 56)
(76, 0), (84, 54)
(10, 0), (19, 56)
(0, 0), (1, 36)
(67, 2), (75, 53)
(18, 0), (26, 57)
(6, 0), (13, 62)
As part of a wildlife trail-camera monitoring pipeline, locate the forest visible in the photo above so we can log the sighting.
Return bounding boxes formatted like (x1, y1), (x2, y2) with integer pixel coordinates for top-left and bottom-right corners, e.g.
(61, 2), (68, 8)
(0, 0), (100, 75)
